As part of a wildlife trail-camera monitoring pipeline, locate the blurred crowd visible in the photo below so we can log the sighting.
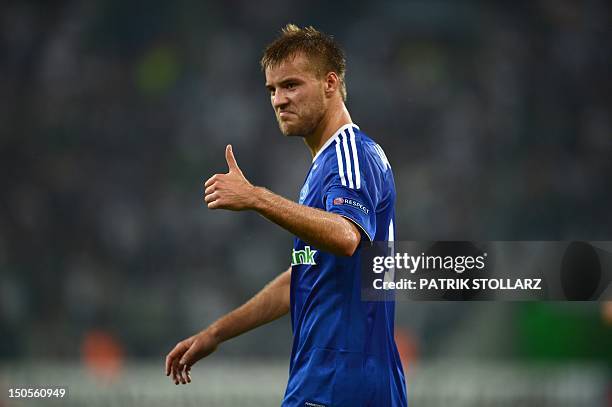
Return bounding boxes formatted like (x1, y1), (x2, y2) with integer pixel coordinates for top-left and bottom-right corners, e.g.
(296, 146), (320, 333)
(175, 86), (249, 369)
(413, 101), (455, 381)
(0, 0), (611, 364)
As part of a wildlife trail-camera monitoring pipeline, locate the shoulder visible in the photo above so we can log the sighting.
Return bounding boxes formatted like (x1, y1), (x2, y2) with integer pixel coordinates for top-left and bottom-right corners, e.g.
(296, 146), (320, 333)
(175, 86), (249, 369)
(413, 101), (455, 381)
(317, 125), (390, 167)
(352, 127), (392, 176)
(317, 124), (392, 190)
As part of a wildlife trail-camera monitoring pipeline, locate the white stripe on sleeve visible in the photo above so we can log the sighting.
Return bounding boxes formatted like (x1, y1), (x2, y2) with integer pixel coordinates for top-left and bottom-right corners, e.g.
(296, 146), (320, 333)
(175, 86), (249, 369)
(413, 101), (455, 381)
(335, 139), (347, 186)
(341, 133), (354, 189)
(348, 126), (361, 189)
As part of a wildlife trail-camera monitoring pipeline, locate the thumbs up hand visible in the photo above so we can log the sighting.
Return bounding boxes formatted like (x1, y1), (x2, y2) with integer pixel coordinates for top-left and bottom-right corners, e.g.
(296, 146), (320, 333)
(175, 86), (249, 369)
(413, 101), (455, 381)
(204, 145), (256, 210)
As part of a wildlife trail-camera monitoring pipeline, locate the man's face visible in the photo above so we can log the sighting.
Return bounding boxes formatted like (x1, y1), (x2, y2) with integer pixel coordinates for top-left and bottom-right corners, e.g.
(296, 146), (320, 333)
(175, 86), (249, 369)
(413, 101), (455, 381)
(265, 53), (327, 137)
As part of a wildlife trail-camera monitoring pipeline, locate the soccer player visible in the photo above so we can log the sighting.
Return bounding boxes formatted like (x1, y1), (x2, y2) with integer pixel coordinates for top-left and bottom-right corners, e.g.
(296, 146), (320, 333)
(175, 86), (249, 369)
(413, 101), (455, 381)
(165, 24), (407, 406)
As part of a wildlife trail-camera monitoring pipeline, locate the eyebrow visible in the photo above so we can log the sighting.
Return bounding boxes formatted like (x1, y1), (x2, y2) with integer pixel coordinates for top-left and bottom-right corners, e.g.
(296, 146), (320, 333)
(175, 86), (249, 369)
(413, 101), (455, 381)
(265, 76), (304, 89)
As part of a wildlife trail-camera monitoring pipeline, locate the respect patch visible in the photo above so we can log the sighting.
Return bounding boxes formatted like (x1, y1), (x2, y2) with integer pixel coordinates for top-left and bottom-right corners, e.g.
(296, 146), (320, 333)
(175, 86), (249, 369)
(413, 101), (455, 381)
(332, 197), (370, 214)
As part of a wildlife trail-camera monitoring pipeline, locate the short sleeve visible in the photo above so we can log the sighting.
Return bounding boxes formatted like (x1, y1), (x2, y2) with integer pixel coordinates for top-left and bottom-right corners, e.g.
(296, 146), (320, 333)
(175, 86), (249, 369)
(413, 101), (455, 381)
(325, 185), (376, 241)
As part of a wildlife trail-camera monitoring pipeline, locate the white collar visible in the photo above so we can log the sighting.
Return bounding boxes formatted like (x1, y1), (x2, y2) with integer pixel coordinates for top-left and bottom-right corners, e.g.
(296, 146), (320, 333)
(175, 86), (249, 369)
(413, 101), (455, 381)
(311, 123), (359, 163)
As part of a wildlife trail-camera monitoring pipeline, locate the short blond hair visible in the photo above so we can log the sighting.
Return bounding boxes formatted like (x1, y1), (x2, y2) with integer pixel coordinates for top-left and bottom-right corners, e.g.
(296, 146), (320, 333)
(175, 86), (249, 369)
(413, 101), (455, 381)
(261, 24), (347, 101)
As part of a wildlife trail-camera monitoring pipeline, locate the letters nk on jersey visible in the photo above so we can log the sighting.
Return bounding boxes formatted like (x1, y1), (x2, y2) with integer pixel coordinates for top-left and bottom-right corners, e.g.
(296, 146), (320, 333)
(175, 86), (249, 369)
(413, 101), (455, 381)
(283, 124), (407, 407)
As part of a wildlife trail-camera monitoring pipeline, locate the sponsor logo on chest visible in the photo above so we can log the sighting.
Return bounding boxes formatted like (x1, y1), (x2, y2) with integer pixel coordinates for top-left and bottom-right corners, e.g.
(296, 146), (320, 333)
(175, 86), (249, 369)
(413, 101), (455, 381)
(291, 245), (317, 266)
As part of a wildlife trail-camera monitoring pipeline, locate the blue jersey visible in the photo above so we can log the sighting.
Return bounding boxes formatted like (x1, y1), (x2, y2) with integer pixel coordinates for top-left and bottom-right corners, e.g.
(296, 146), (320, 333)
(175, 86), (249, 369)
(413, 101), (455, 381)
(283, 124), (407, 407)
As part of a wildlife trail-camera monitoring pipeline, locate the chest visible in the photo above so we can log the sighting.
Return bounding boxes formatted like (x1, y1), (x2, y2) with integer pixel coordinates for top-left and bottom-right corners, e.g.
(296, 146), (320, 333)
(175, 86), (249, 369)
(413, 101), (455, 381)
(298, 164), (324, 208)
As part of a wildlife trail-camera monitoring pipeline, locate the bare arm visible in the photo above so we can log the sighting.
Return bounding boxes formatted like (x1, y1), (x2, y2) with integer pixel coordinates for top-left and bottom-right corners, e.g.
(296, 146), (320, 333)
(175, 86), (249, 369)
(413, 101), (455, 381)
(204, 145), (361, 256)
(165, 267), (291, 384)
(208, 266), (291, 342)
(250, 187), (359, 256)
(167, 145), (359, 385)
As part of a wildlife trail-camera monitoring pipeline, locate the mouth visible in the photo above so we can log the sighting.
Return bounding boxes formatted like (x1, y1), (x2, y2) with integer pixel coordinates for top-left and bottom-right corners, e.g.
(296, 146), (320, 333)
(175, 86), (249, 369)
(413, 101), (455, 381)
(278, 111), (295, 119)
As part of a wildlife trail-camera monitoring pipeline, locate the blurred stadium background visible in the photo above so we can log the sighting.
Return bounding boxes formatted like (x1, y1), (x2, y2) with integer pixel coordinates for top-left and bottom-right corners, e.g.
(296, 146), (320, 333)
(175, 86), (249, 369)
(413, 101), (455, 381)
(1, 0), (611, 405)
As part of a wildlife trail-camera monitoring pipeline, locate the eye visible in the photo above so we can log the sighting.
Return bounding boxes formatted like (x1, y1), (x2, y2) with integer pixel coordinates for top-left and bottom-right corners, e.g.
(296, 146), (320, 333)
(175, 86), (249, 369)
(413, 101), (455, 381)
(286, 83), (296, 90)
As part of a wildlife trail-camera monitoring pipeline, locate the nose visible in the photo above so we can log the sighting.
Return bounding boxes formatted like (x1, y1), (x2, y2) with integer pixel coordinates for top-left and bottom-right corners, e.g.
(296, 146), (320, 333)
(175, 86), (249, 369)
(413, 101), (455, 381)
(272, 90), (289, 110)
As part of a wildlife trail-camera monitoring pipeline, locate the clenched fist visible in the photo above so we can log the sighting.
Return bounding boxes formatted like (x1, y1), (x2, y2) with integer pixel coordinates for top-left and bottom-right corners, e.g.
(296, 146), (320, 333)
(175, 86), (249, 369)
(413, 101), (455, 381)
(204, 145), (257, 210)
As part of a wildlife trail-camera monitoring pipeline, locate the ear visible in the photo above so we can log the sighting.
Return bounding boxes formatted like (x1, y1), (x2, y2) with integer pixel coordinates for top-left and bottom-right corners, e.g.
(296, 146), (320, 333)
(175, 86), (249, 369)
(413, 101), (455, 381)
(324, 72), (340, 97)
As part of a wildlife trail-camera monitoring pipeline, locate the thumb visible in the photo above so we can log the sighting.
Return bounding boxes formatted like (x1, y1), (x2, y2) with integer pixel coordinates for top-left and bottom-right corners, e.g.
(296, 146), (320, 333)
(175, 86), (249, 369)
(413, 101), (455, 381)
(225, 144), (240, 172)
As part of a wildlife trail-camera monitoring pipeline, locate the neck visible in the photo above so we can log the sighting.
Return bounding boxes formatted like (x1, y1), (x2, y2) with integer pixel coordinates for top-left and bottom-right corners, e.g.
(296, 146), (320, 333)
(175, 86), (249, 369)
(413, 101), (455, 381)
(304, 102), (352, 159)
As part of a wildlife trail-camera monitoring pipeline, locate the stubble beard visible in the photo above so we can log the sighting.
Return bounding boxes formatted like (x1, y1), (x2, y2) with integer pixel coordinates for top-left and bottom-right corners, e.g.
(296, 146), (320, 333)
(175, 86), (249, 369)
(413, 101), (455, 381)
(278, 113), (321, 138)
(277, 93), (326, 138)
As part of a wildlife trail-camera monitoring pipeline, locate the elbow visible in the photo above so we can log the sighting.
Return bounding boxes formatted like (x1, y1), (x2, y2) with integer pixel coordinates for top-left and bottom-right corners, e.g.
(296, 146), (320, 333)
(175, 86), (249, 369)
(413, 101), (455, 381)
(340, 243), (358, 257)
(337, 227), (360, 257)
